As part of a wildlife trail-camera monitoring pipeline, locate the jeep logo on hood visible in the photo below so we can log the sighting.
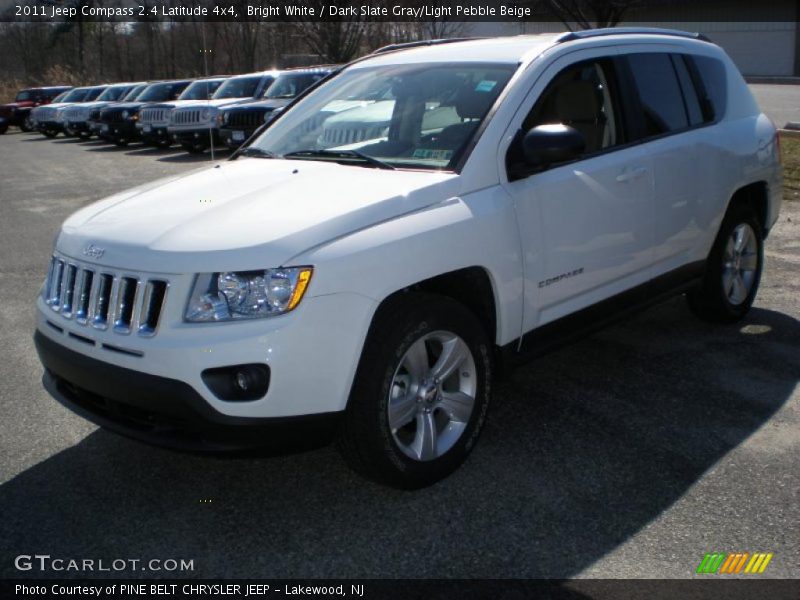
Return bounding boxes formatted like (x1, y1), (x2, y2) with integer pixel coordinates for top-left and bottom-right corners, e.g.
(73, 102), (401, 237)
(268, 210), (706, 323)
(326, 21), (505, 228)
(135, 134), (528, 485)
(82, 244), (105, 260)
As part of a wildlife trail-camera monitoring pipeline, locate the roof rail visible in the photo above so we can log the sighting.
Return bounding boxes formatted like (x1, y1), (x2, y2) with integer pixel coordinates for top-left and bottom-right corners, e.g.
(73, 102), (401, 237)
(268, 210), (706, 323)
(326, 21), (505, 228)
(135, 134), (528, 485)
(372, 37), (486, 55)
(555, 27), (711, 44)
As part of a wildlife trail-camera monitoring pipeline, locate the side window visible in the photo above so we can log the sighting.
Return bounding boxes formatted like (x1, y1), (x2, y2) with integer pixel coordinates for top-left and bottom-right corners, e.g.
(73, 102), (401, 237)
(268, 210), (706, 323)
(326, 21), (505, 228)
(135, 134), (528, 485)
(672, 55), (704, 126)
(626, 53), (689, 137)
(522, 58), (623, 156)
(687, 55), (728, 122)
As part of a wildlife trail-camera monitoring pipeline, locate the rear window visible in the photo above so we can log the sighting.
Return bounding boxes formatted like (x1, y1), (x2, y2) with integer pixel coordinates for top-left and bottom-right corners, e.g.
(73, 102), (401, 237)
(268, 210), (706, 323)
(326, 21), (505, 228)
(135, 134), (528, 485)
(626, 53), (688, 137)
(689, 55), (728, 122)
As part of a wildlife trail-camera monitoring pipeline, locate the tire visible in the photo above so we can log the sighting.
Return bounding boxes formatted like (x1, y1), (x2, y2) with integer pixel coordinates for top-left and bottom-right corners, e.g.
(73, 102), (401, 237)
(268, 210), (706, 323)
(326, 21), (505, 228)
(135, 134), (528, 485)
(337, 292), (492, 489)
(181, 141), (207, 154)
(687, 206), (764, 323)
(0, 123), (7, 135)
(21, 116), (34, 132)
(43, 129), (58, 138)
(114, 138), (129, 147)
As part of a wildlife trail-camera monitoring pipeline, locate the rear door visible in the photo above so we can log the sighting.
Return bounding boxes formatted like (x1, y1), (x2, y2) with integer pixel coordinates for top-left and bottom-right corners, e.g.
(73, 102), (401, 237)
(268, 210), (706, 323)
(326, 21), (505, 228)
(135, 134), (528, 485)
(620, 49), (709, 279)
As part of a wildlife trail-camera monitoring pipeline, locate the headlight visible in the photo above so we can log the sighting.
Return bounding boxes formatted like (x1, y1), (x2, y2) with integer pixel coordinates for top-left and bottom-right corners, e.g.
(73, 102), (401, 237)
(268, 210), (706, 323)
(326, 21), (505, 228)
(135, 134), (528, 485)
(185, 267), (313, 322)
(121, 110), (129, 119)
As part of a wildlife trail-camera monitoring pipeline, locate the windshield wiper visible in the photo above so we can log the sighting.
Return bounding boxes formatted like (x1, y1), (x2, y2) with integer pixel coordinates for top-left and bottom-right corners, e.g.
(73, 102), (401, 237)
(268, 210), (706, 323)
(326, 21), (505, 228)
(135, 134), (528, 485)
(283, 149), (395, 170)
(239, 147), (276, 159)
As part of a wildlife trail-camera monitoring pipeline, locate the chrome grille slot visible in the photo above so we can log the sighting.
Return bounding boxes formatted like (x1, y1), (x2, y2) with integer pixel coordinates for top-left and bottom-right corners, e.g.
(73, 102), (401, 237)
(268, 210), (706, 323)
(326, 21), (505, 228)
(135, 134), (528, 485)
(75, 270), (93, 323)
(138, 280), (167, 336)
(60, 264), (78, 316)
(48, 259), (65, 309)
(113, 277), (138, 333)
(43, 255), (169, 339)
(92, 274), (113, 329)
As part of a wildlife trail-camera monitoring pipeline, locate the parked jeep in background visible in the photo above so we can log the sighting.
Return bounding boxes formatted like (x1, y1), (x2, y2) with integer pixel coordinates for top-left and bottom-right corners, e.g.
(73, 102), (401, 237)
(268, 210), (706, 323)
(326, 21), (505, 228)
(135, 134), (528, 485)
(219, 67), (336, 149)
(86, 84), (149, 138)
(62, 83), (145, 139)
(36, 86), (108, 138)
(0, 86), (71, 134)
(32, 31), (782, 489)
(97, 79), (191, 146)
(138, 77), (228, 147)
(168, 70), (280, 153)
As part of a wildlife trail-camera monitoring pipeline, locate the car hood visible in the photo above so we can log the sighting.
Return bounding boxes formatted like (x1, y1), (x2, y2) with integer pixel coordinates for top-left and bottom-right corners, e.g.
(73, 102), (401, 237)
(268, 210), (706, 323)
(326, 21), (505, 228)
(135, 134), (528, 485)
(57, 158), (459, 273)
(2, 101), (33, 109)
(228, 98), (290, 111)
(175, 98), (251, 109)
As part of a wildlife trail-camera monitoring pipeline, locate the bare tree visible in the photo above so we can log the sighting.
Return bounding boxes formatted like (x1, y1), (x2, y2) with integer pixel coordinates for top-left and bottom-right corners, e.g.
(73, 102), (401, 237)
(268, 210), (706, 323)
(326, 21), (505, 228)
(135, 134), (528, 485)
(543, 0), (641, 30)
(284, 2), (367, 63)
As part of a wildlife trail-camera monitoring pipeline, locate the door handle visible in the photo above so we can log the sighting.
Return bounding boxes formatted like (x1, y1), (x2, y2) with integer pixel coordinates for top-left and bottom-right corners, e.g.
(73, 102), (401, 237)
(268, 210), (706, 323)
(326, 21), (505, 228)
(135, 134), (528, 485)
(616, 166), (648, 183)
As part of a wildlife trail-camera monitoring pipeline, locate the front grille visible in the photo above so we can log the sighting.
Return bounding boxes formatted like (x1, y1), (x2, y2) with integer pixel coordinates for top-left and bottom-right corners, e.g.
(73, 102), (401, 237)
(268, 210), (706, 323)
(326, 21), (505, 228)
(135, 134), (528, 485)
(172, 109), (203, 126)
(44, 256), (168, 337)
(90, 109), (101, 121)
(321, 125), (388, 147)
(140, 107), (169, 125)
(226, 109), (266, 129)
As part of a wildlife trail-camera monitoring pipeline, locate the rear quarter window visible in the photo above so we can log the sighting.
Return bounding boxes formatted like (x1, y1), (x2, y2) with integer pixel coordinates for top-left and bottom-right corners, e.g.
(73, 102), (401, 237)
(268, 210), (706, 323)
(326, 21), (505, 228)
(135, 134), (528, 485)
(688, 55), (728, 122)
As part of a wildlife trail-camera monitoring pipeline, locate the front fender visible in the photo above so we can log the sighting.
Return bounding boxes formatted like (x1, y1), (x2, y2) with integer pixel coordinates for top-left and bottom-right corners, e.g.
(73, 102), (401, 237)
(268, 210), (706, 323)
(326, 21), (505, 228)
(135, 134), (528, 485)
(292, 185), (524, 346)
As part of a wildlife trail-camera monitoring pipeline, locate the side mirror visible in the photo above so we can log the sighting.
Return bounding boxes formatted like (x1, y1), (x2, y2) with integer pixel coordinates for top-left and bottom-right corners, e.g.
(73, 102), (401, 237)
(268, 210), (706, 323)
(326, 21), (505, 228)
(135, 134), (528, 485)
(522, 124), (585, 168)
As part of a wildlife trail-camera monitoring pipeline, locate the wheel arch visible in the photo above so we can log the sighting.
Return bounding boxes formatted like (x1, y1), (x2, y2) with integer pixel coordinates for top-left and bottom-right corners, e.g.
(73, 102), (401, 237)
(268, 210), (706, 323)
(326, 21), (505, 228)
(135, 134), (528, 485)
(727, 181), (769, 236)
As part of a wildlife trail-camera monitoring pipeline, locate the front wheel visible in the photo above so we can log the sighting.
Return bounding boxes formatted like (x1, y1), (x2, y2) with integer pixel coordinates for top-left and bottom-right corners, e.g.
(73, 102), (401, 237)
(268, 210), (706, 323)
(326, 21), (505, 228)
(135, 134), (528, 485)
(687, 207), (764, 323)
(21, 116), (34, 132)
(0, 123), (7, 135)
(337, 293), (492, 489)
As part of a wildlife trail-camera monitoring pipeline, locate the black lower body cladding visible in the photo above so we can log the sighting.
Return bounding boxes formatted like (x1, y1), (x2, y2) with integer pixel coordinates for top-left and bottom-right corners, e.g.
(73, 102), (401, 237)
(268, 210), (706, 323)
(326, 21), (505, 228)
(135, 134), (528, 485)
(34, 331), (342, 452)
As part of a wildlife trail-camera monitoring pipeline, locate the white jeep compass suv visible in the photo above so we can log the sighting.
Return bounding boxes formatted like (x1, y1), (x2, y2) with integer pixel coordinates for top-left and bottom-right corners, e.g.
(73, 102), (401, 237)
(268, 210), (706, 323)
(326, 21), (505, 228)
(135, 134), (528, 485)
(35, 29), (782, 488)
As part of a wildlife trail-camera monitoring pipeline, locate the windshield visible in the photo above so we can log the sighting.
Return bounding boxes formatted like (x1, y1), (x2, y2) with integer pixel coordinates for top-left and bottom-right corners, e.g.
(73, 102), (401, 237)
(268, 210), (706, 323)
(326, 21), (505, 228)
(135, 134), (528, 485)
(179, 79), (225, 101)
(96, 86), (130, 102)
(15, 90), (33, 102)
(61, 88), (90, 103)
(51, 91), (69, 103)
(123, 85), (147, 101)
(248, 63), (515, 171)
(84, 87), (106, 101)
(263, 73), (325, 100)
(213, 76), (266, 99)
(137, 81), (189, 102)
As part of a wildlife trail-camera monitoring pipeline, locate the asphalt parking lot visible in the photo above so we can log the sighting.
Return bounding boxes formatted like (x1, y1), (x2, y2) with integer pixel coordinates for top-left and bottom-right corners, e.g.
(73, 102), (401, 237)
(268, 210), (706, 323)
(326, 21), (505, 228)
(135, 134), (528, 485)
(0, 95), (798, 580)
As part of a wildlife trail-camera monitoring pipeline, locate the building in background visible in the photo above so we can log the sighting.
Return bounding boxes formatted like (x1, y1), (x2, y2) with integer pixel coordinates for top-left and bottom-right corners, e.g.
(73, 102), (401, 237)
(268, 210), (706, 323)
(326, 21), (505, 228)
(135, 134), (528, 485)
(470, 0), (798, 77)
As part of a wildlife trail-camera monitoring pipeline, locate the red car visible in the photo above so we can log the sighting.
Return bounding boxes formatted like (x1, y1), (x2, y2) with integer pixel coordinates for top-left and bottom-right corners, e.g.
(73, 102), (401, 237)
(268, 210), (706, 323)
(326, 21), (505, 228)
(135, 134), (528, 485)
(0, 86), (72, 134)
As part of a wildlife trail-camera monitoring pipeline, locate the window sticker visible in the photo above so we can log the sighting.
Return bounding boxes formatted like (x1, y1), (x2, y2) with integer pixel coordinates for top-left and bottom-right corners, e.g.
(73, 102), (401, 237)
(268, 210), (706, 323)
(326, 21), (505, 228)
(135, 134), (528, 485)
(475, 80), (498, 93)
(412, 148), (454, 161)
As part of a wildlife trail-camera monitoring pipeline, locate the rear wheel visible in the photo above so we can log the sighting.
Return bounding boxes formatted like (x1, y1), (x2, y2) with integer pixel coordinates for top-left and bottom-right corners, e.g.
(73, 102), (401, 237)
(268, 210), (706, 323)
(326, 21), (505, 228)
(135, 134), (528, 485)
(21, 116), (34, 132)
(0, 123), (7, 135)
(337, 293), (492, 489)
(687, 207), (764, 323)
(42, 129), (58, 138)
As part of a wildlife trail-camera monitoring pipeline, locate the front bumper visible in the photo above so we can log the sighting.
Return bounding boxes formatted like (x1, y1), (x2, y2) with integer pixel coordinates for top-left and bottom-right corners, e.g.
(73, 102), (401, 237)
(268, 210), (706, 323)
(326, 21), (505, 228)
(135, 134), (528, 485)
(138, 124), (170, 144)
(36, 331), (341, 451)
(36, 286), (376, 421)
(168, 127), (220, 147)
(220, 126), (256, 148)
(39, 120), (64, 133)
(99, 120), (139, 142)
(66, 121), (91, 135)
